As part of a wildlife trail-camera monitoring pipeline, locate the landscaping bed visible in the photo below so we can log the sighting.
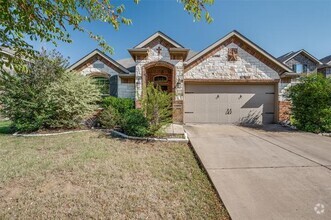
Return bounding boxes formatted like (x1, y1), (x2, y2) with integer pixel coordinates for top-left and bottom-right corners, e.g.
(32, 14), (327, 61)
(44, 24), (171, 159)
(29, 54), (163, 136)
(0, 130), (229, 219)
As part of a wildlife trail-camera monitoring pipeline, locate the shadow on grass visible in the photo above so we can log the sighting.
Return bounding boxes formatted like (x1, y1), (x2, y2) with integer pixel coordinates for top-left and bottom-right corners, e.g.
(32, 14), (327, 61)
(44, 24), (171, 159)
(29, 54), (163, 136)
(0, 120), (15, 134)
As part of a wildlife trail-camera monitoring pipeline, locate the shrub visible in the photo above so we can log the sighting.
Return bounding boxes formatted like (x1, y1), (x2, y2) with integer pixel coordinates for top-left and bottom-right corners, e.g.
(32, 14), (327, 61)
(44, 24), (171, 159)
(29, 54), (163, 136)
(289, 74), (331, 133)
(98, 106), (121, 129)
(141, 83), (172, 135)
(44, 72), (100, 128)
(102, 96), (134, 114)
(121, 109), (149, 137)
(98, 97), (134, 129)
(0, 50), (100, 132)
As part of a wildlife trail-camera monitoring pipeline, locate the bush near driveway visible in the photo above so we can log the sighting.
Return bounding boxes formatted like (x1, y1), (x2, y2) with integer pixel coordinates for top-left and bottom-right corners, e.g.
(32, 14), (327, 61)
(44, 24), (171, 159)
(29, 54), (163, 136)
(0, 131), (229, 219)
(141, 83), (172, 135)
(289, 74), (331, 133)
(0, 50), (100, 132)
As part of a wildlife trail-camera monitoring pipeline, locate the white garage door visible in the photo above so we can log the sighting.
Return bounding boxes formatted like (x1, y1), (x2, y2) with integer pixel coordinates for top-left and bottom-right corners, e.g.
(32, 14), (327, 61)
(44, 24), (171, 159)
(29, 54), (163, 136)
(184, 84), (276, 125)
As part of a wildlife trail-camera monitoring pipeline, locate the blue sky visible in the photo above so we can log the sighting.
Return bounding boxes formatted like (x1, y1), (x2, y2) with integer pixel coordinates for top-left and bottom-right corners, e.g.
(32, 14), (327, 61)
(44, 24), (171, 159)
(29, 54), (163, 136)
(31, 0), (331, 64)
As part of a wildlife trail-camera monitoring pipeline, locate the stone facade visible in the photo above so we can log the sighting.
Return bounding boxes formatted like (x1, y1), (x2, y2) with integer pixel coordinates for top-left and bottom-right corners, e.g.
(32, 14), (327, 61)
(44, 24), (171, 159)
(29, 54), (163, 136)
(79, 60), (135, 99)
(185, 43), (279, 80)
(133, 39), (185, 123)
(283, 53), (318, 73)
(118, 79), (135, 99)
(134, 42), (184, 101)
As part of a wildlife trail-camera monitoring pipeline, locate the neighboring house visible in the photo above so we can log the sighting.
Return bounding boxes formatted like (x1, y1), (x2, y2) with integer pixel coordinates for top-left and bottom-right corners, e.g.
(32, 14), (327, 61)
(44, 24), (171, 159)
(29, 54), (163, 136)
(70, 30), (293, 125)
(277, 49), (322, 102)
(318, 55), (331, 78)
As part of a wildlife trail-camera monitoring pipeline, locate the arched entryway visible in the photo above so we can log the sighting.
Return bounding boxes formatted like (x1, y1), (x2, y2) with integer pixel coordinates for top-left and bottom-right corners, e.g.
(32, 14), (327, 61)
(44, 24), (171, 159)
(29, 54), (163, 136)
(143, 62), (175, 94)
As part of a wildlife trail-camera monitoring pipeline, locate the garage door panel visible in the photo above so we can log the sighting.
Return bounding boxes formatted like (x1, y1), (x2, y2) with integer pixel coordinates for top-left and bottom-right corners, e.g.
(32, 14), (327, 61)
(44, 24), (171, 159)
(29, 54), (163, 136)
(207, 94), (220, 122)
(184, 84), (275, 125)
(194, 94), (208, 123)
(240, 107), (263, 124)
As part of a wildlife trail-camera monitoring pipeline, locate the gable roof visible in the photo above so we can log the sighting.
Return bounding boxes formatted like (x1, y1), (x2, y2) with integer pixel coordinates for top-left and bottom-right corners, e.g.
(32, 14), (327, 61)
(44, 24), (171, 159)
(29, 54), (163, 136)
(69, 49), (130, 74)
(185, 30), (293, 73)
(320, 55), (331, 65)
(277, 51), (296, 63)
(278, 49), (323, 65)
(134, 31), (184, 48)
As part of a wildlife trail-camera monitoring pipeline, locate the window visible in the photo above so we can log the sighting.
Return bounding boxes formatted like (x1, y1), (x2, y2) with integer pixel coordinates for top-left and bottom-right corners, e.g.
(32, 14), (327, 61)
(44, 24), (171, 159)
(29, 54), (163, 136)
(228, 48), (238, 61)
(292, 64), (303, 73)
(92, 77), (110, 95)
(154, 75), (168, 82)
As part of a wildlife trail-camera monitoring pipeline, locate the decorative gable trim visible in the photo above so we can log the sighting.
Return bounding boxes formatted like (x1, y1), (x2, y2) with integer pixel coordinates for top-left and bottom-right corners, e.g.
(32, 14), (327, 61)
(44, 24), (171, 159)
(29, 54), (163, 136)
(282, 49), (323, 65)
(69, 49), (130, 74)
(185, 30), (293, 74)
(134, 31), (184, 48)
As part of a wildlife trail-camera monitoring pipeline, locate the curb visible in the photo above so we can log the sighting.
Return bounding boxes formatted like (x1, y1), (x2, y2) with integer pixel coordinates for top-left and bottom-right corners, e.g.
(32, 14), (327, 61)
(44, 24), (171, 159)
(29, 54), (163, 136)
(109, 129), (189, 143)
(13, 130), (90, 137)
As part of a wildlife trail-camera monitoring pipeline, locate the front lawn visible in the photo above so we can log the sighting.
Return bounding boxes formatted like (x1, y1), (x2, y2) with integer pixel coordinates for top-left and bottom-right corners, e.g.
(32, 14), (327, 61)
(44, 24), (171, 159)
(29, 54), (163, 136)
(0, 131), (229, 219)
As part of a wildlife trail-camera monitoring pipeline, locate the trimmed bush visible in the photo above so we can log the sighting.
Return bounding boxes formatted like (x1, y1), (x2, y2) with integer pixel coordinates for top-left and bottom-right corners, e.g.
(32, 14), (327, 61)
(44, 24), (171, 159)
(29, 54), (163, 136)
(289, 74), (331, 133)
(121, 109), (149, 137)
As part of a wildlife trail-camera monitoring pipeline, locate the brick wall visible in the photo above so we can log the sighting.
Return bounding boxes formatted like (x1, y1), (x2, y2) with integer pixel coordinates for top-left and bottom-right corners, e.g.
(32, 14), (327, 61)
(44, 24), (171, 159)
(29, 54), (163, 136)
(279, 101), (292, 122)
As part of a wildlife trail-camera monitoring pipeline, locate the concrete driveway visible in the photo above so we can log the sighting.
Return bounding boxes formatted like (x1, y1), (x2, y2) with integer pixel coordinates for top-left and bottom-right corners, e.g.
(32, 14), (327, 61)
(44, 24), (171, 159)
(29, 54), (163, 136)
(184, 124), (331, 220)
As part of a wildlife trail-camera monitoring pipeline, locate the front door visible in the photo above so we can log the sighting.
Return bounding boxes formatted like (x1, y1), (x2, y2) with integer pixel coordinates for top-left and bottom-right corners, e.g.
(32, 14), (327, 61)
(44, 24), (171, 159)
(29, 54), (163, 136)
(146, 66), (173, 93)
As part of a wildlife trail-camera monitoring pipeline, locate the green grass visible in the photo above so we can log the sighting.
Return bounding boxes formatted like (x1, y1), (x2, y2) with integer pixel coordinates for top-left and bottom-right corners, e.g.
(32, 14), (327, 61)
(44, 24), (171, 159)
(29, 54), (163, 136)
(0, 131), (229, 219)
(0, 120), (14, 134)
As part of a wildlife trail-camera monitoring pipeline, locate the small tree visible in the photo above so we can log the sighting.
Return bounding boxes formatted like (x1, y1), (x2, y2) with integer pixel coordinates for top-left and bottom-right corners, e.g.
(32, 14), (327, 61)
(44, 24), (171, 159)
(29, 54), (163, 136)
(0, 50), (100, 132)
(1, 0), (214, 72)
(141, 83), (172, 135)
(289, 74), (331, 133)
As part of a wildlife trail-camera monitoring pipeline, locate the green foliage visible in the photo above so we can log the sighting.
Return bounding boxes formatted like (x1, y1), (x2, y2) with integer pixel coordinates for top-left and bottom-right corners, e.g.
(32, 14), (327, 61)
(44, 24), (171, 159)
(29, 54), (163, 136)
(98, 106), (121, 129)
(121, 109), (149, 137)
(141, 83), (172, 135)
(0, 0), (213, 72)
(289, 74), (331, 133)
(101, 96), (134, 114)
(44, 72), (100, 128)
(0, 50), (100, 132)
(180, 0), (214, 23)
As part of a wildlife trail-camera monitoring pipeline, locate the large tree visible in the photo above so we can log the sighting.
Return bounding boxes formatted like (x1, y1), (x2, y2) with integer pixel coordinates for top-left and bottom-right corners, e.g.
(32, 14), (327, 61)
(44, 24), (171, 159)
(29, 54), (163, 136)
(0, 0), (214, 71)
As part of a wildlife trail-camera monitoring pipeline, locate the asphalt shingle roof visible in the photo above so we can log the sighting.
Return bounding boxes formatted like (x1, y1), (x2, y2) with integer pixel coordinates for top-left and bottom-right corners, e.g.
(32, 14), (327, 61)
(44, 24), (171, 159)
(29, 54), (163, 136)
(320, 55), (331, 64)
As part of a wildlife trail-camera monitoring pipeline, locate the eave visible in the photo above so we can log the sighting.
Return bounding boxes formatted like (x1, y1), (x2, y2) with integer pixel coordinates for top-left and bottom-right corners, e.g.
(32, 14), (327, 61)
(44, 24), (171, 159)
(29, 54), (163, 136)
(128, 48), (149, 61)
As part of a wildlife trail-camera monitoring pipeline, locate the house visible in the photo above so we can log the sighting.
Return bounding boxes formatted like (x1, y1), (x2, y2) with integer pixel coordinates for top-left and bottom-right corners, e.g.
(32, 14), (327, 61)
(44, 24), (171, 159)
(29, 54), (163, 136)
(69, 30), (294, 125)
(318, 55), (331, 78)
(277, 49), (323, 99)
(277, 49), (322, 83)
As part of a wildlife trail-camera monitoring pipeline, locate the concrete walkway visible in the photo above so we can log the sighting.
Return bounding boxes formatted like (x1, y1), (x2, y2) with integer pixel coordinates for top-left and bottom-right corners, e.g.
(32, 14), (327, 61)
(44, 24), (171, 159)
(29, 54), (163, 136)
(164, 123), (185, 135)
(185, 124), (331, 220)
